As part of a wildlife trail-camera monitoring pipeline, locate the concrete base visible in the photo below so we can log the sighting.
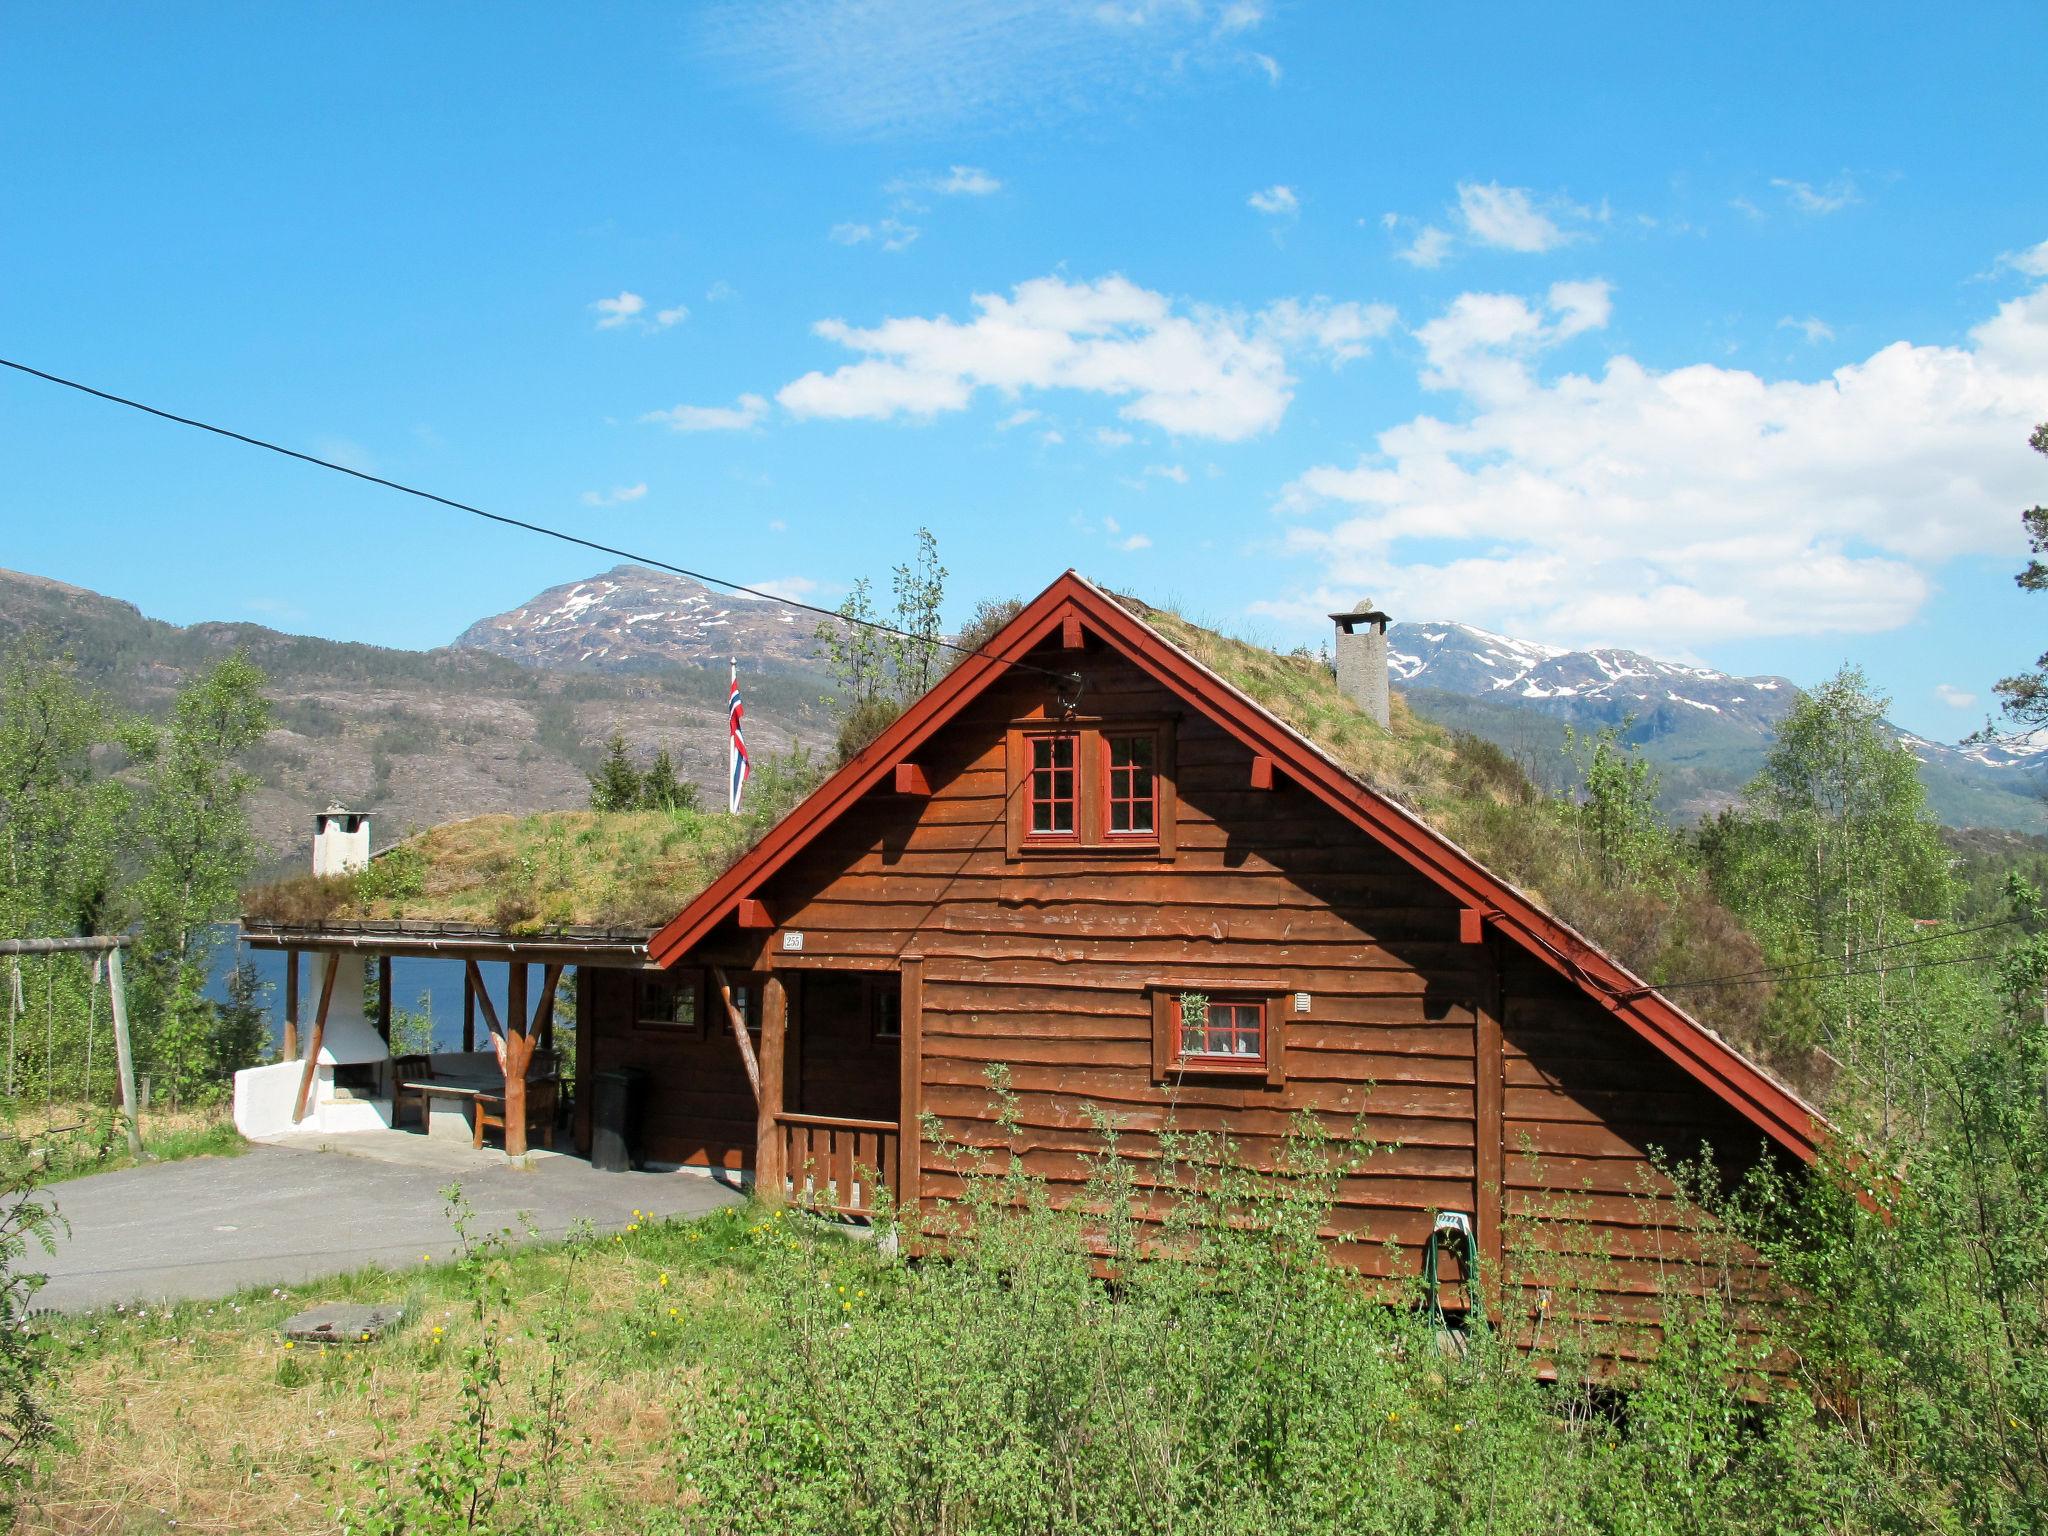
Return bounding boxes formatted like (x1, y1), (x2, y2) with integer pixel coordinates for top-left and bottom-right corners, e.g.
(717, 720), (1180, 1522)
(425, 1098), (475, 1142)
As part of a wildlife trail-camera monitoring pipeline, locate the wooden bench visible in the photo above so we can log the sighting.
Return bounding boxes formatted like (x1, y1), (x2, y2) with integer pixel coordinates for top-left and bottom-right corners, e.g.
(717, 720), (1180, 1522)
(472, 1051), (561, 1151)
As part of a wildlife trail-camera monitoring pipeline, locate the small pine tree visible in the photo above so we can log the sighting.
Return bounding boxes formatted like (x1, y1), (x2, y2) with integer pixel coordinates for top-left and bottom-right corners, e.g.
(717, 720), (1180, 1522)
(640, 747), (697, 812)
(587, 732), (642, 812)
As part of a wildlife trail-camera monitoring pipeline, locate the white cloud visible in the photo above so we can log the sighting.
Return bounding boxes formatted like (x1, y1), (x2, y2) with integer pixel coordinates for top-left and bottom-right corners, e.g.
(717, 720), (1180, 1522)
(999, 408), (1042, 429)
(1248, 184), (1299, 217)
(594, 290), (685, 331)
(774, 274), (1382, 441)
(1145, 463), (1189, 484)
(1095, 427), (1136, 447)
(1935, 683), (1979, 710)
(831, 217), (919, 250)
(1772, 176), (1859, 215)
(749, 575), (824, 602)
(1250, 51), (1281, 85)
(1395, 224), (1453, 269)
(642, 393), (771, 433)
(1267, 277), (2048, 650)
(580, 482), (650, 507)
(1779, 315), (1834, 345)
(706, 280), (739, 302)
(1259, 297), (1397, 364)
(1999, 239), (2048, 278)
(698, 0), (1270, 137)
(1456, 181), (1572, 253)
(1117, 531), (1153, 550)
(936, 164), (1001, 195)
(592, 291), (647, 329)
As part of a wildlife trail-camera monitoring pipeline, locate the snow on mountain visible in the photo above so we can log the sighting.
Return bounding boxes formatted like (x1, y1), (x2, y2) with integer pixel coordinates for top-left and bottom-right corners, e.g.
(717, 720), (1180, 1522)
(455, 565), (821, 675)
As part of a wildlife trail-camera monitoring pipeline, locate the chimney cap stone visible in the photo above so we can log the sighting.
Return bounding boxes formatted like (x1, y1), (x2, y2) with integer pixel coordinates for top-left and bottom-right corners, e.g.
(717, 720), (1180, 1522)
(1328, 599), (1390, 630)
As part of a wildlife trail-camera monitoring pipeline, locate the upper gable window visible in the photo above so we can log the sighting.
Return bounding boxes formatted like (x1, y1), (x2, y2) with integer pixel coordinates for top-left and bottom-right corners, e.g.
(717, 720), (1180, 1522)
(1007, 720), (1176, 857)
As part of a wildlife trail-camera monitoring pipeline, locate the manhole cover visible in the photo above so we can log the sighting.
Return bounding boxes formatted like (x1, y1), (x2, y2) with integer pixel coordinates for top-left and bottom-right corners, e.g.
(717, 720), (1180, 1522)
(281, 1303), (402, 1344)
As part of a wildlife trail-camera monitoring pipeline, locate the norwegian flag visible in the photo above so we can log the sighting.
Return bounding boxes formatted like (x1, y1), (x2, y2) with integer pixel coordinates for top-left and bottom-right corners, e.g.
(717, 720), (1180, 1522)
(727, 660), (751, 814)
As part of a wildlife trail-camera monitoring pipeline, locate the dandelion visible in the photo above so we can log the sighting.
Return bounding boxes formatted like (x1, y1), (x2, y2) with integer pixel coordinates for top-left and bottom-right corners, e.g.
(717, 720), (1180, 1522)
(659, 1273), (669, 1287)
(283, 1342), (294, 1351)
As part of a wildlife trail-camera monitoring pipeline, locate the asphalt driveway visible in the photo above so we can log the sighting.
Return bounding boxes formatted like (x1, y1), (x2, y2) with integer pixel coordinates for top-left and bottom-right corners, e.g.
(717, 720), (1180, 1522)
(32, 1135), (745, 1312)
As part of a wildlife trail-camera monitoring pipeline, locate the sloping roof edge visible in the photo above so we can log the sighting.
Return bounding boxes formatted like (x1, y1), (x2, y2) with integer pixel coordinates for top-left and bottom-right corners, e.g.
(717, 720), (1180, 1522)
(650, 571), (1826, 1166)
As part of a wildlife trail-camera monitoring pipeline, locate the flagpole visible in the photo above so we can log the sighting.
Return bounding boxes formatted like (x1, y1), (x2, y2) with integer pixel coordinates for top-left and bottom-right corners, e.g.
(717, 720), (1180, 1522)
(728, 658), (737, 816)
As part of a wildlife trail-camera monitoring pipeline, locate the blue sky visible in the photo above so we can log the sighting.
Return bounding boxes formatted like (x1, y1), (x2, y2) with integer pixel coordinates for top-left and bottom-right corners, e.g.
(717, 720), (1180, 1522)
(3, 2), (2043, 739)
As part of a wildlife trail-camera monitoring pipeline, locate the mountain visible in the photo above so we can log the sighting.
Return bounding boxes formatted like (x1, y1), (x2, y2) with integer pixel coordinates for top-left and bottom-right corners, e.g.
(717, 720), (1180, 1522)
(455, 565), (822, 674)
(0, 567), (836, 870)
(1389, 621), (2048, 832)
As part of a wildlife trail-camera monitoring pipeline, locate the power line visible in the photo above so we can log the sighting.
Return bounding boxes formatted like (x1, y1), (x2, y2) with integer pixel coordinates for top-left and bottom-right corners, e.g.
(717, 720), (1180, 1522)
(1658, 946), (2013, 996)
(1637, 915), (2025, 998)
(0, 355), (1078, 688)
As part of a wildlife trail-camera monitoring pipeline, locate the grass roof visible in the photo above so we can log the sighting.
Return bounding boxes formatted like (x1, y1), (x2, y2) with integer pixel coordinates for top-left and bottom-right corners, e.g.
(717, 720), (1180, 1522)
(243, 808), (756, 933)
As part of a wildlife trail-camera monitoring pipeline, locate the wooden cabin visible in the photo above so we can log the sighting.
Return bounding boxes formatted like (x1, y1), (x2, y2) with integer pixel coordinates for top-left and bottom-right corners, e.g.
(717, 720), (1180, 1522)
(243, 570), (1821, 1365)
(620, 572), (1822, 1362)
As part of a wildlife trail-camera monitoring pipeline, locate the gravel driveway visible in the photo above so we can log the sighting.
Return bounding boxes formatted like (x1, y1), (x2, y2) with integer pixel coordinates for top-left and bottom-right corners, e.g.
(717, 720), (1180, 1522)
(31, 1134), (744, 1312)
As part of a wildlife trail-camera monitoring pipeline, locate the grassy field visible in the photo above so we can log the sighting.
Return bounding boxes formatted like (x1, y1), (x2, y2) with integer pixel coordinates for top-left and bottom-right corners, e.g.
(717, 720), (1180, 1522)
(26, 1202), (781, 1534)
(11, 1104), (244, 1186)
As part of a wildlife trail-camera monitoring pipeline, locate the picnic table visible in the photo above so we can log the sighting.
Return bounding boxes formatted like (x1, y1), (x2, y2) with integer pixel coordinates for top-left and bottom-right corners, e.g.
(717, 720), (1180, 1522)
(397, 1060), (561, 1150)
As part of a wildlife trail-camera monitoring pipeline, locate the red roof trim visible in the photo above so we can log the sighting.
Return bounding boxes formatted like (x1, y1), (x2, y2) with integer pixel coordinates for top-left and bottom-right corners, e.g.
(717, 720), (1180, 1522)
(650, 572), (1825, 1166)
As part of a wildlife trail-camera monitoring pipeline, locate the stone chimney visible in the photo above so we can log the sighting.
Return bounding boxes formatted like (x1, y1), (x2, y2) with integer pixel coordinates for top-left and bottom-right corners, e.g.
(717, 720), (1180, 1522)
(1329, 599), (1391, 728)
(313, 805), (371, 877)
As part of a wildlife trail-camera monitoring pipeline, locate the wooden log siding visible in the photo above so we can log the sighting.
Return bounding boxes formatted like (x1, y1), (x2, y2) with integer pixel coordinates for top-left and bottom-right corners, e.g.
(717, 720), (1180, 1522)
(651, 642), (1801, 1364)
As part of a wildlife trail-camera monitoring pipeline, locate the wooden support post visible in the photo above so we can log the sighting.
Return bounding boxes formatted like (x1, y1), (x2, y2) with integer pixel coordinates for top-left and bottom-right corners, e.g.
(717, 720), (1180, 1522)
(539, 969), (557, 1059)
(709, 965), (762, 1099)
(504, 962), (530, 1158)
(375, 955), (393, 1044)
(464, 958), (504, 1055)
(292, 954), (341, 1124)
(283, 950), (301, 1061)
(898, 954), (924, 1236)
(756, 974), (787, 1205)
(462, 965), (476, 1053)
(1474, 938), (1505, 1314)
(106, 947), (144, 1161)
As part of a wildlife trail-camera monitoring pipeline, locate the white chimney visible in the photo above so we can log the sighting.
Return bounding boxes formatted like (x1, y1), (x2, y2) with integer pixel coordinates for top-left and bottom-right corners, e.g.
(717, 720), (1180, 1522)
(1330, 599), (1391, 728)
(313, 805), (371, 877)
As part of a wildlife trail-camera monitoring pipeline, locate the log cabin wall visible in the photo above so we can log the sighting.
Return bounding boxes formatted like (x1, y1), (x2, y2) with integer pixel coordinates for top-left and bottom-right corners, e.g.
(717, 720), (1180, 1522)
(707, 636), (1791, 1348)
(584, 966), (758, 1169)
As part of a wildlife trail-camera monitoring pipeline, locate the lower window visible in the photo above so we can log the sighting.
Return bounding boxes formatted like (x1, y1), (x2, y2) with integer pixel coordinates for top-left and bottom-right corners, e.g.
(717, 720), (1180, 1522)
(1150, 986), (1286, 1083)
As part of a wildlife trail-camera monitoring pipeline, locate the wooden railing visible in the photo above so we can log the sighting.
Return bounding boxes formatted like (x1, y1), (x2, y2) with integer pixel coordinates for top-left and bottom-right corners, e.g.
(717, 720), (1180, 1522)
(775, 1112), (898, 1219)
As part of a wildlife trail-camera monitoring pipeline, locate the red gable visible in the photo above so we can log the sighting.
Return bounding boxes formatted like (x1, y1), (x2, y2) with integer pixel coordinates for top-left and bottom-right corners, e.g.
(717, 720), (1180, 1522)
(652, 571), (1825, 1167)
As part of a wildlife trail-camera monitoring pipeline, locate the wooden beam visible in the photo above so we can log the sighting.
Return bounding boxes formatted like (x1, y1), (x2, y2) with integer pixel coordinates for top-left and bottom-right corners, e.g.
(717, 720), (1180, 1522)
(1475, 936), (1505, 1313)
(538, 968), (557, 1058)
(756, 974), (787, 1206)
(892, 761), (931, 797)
(464, 958), (505, 1058)
(283, 949), (300, 1062)
(1249, 754), (1275, 791)
(106, 947), (144, 1161)
(1459, 906), (1487, 945)
(709, 964), (762, 1101)
(1059, 613), (1084, 651)
(291, 954), (341, 1124)
(503, 963), (531, 1158)
(735, 897), (774, 930)
(375, 955), (393, 1044)
(898, 954), (924, 1238)
(462, 966), (476, 1053)
(573, 967), (594, 1157)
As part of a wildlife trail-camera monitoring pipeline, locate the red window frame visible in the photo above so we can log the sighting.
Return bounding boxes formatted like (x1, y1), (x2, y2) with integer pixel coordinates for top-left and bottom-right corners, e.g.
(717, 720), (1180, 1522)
(1023, 730), (1080, 842)
(1102, 730), (1160, 840)
(634, 971), (704, 1035)
(1149, 986), (1287, 1084)
(1178, 996), (1263, 1061)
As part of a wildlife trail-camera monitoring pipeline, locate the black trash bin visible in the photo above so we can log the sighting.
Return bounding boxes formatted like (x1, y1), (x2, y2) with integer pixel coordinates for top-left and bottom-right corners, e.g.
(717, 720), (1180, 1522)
(589, 1067), (646, 1173)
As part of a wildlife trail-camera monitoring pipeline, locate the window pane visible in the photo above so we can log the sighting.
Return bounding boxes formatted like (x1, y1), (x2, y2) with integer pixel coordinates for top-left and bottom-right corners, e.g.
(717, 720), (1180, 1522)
(1028, 733), (1076, 835)
(1107, 733), (1157, 835)
(1177, 997), (1262, 1061)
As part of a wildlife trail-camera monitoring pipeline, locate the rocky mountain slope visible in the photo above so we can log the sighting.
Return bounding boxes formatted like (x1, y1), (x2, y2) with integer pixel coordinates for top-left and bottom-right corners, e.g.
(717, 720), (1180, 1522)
(455, 565), (821, 674)
(1388, 621), (2048, 830)
(0, 567), (836, 869)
